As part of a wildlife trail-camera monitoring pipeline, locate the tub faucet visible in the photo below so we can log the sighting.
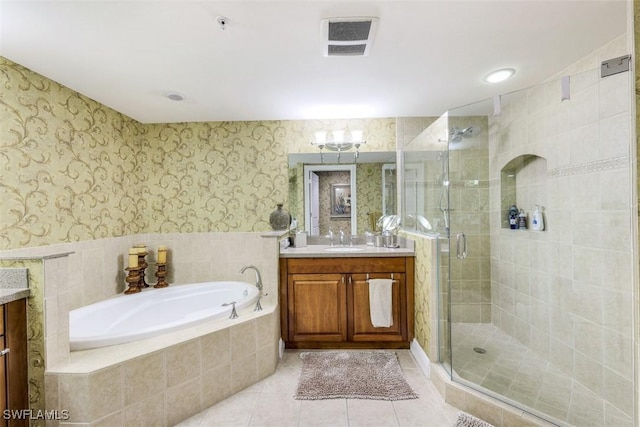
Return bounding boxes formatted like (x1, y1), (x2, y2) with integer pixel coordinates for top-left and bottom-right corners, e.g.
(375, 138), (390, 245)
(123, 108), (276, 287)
(222, 301), (239, 319)
(240, 265), (264, 311)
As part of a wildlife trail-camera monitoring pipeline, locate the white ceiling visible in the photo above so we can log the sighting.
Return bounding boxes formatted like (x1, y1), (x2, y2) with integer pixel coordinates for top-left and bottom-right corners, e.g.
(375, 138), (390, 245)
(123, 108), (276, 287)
(0, 1), (628, 124)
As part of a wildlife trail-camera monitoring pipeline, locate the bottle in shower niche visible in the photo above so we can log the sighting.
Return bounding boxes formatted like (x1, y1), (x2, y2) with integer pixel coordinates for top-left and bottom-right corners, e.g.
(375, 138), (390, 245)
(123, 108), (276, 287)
(531, 205), (544, 231)
(518, 209), (527, 230)
(508, 205), (518, 229)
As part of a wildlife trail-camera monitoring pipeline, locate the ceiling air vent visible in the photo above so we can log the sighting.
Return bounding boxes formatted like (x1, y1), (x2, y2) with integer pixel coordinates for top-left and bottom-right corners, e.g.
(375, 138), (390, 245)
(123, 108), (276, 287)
(321, 17), (379, 57)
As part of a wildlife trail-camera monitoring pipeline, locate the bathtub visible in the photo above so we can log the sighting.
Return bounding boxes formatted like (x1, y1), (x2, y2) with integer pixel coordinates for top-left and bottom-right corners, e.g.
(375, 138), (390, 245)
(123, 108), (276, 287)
(69, 281), (259, 350)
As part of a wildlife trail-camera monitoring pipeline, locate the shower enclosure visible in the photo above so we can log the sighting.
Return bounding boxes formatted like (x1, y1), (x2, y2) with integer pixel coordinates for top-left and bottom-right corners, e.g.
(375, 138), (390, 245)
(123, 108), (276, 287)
(402, 65), (635, 426)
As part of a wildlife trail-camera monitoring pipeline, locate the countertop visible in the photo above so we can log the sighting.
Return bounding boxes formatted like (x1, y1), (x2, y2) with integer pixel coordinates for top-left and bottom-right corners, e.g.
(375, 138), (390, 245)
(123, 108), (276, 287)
(0, 289), (30, 305)
(280, 244), (415, 258)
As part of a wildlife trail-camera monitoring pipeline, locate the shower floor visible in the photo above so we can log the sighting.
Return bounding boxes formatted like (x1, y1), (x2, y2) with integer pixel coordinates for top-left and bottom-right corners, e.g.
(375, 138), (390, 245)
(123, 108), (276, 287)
(450, 323), (631, 427)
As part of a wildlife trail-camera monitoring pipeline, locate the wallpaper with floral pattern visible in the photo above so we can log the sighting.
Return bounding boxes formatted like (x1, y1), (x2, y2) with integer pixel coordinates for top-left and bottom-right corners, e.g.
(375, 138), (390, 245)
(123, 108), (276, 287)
(1, 56), (396, 250)
(400, 232), (432, 356)
(356, 163), (385, 234)
(1, 58), (142, 249)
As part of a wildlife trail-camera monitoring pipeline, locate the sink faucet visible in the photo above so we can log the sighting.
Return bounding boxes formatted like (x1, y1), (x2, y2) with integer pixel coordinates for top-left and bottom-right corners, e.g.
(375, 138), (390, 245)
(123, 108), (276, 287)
(240, 265), (264, 311)
(328, 229), (335, 247)
(339, 229), (345, 246)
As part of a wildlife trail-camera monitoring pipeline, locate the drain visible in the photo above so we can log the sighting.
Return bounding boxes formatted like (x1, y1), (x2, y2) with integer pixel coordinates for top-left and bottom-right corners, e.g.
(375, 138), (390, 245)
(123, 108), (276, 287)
(473, 347), (486, 354)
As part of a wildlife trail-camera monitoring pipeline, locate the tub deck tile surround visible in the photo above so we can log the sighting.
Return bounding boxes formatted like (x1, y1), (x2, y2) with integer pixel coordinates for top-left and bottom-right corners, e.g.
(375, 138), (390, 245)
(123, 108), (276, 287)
(48, 305), (280, 426)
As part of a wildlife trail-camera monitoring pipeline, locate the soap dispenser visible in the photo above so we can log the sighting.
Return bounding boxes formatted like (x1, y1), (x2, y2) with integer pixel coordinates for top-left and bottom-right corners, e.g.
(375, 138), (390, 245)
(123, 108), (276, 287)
(531, 205), (544, 231)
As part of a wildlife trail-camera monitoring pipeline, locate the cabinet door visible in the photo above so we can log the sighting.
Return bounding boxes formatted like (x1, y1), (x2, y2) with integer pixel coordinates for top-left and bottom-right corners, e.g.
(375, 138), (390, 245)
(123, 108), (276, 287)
(0, 335), (5, 427)
(288, 273), (347, 342)
(349, 273), (405, 341)
(0, 304), (5, 427)
(6, 300), (28, 427)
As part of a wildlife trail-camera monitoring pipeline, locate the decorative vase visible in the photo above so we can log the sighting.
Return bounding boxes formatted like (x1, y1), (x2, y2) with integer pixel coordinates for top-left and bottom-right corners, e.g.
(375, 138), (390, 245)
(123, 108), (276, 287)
(269, 203), (291, 231)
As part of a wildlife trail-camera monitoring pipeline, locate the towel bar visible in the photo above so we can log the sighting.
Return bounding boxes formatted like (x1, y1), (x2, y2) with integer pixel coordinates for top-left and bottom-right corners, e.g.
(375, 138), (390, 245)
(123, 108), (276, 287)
(365, 273), (397, 283)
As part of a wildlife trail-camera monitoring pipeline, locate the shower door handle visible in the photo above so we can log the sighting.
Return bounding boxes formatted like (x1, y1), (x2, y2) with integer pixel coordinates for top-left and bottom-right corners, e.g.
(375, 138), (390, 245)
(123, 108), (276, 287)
(456, 232), (467, 260)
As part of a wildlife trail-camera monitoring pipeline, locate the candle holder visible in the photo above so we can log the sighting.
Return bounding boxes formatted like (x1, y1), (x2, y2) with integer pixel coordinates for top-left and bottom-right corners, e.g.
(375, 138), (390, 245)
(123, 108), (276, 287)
(137, 250), (149, 288)
(124, 266), (143, 294)
(154, 263), (169, 288)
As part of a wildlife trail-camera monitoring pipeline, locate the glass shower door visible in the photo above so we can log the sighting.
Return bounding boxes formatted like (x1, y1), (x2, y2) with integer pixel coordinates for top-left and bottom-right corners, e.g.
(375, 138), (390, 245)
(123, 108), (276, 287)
(445, 65), (635, 427)
(445, 99), (493, 401)
(400, 113), (453, 376)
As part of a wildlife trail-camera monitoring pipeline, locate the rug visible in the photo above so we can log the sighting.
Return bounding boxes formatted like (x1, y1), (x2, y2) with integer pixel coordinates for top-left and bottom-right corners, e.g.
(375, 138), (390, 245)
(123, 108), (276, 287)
(294, 351), (418, 401)
(453, 412), (495, 427)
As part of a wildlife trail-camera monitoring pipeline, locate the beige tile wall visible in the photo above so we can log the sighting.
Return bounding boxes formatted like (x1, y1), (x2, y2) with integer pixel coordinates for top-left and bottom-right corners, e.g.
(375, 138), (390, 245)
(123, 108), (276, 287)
(489, 37), (634, 422)
(447, 116), (491, 323)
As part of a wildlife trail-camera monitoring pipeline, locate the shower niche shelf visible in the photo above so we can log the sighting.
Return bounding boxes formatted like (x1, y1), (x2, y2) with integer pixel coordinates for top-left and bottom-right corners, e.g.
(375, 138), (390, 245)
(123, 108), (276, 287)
(500, 154), (547, 230)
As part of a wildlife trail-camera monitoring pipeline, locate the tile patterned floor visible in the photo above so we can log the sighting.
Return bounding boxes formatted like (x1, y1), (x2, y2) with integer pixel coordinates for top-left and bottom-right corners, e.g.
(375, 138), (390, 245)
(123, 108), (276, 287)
(176, 350), (461, 427)
(450, 323), (632, 427)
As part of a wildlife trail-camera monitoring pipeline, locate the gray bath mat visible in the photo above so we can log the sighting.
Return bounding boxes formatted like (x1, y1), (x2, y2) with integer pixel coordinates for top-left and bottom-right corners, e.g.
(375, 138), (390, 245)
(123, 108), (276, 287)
(294, 351), (418, 401)
(453, 412), (495, 427)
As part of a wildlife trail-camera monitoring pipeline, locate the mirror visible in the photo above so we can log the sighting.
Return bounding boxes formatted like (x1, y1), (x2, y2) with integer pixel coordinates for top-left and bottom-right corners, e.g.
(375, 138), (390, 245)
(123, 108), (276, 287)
(378, 214), (401, 233)
(288, 152), (397, 236)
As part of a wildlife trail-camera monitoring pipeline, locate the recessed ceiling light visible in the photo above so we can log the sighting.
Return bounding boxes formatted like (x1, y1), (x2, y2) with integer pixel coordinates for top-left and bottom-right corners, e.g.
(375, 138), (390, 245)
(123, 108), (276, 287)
(165, 92), (185, 101)
(484, 68), (515, 83)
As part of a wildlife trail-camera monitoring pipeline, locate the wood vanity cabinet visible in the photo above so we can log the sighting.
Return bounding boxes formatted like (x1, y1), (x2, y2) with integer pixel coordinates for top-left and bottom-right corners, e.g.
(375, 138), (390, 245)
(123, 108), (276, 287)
(285, 273), (348, 342)
(279, 256), (414, 349)
(0, 299), (29, 427)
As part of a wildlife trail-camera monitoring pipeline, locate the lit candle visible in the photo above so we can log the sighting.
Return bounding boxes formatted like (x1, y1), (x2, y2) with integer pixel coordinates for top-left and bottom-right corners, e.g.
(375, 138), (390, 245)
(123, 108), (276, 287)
(128, 249), (138, 268)
(157, 246), (167, 264)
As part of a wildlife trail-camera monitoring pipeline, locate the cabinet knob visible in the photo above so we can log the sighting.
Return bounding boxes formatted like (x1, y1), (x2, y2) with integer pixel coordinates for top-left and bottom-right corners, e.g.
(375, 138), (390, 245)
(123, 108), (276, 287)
(0, 348), (9, 357)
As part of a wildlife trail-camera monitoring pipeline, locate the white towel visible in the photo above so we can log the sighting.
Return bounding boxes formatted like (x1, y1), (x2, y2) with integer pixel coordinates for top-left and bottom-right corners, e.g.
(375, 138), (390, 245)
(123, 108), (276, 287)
(369, 279), (393, 328)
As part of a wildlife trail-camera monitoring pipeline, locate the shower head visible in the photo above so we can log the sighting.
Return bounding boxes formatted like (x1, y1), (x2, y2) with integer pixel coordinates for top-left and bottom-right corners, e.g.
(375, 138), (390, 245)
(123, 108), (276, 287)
(449, 126), (481, 143)
(461, 126), (481, 138)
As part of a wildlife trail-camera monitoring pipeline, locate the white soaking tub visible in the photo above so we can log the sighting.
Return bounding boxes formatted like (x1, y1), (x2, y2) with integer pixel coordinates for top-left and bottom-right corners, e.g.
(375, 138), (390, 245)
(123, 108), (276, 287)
(69, 281), (258, 350)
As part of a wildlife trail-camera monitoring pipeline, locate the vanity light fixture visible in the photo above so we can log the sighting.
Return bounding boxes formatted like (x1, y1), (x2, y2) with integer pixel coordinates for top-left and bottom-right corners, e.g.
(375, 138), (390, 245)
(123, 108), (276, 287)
(311, 129), (366, 163)
(484, 68), (515, 83)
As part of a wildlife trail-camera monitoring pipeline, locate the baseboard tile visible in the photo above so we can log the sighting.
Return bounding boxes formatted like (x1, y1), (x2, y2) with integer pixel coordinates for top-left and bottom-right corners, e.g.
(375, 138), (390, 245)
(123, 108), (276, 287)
(409, 338), (431, 378)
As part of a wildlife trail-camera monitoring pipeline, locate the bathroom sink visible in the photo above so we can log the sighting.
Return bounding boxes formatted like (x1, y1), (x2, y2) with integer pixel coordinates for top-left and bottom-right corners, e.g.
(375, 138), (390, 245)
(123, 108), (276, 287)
(324, 247), (365, 252)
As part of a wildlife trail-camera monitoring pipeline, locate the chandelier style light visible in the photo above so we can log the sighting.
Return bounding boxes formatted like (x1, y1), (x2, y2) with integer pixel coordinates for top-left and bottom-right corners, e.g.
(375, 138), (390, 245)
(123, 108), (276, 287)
(310, 129), (366, 163)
